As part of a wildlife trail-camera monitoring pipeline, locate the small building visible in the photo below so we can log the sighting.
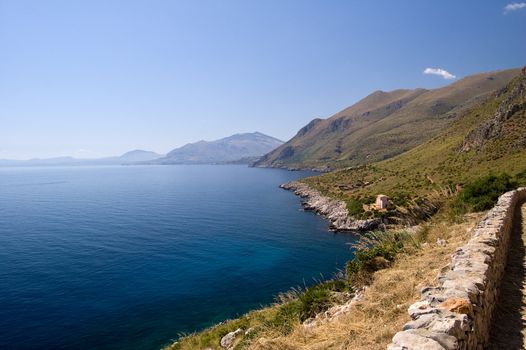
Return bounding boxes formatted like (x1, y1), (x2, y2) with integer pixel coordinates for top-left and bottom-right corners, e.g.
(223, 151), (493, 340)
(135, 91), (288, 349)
(375, 195), (389, 210)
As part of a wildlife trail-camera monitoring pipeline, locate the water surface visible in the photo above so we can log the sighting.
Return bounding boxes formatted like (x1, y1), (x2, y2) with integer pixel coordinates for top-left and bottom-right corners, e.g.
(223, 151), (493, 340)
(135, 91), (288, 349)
(0, 165), (356, 349)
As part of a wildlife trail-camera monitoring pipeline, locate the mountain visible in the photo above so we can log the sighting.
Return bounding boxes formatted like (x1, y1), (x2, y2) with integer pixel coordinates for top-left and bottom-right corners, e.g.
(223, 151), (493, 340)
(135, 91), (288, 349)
(152, 132), (283, 164)
(303, 67), (526, 209)
(117, 150), (163, 163)
(0, 149), (163, 167)
(254, 68), (521, 170)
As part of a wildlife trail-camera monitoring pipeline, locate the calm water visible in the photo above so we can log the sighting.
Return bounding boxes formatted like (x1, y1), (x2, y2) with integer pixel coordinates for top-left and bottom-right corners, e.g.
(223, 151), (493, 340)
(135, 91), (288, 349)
(0, 165), (357, 350)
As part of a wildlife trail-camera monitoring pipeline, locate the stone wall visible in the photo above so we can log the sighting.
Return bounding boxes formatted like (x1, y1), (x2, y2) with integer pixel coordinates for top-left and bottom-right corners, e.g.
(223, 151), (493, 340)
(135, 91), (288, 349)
(388, 188), (526, 350)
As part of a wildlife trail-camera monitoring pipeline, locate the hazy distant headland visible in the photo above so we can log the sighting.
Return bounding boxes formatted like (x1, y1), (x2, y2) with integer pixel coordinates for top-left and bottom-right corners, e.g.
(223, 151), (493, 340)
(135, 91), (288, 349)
(0, 132), (283, 167)
(0, 149), (163, 167)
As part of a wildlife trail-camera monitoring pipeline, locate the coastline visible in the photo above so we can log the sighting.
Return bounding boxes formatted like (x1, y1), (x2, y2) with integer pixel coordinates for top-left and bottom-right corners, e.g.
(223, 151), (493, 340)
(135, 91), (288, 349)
(280, 180), (381, 232)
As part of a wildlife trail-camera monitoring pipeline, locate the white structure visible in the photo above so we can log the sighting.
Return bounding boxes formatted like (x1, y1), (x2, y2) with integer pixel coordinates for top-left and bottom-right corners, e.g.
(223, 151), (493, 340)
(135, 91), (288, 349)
(375, 195), (389, 210)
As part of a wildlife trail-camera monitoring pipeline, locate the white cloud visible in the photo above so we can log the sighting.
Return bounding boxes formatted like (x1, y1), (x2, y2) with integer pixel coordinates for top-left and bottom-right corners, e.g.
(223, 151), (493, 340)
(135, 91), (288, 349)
(423, 67), (457, 80)
(504, 2), (526, 13)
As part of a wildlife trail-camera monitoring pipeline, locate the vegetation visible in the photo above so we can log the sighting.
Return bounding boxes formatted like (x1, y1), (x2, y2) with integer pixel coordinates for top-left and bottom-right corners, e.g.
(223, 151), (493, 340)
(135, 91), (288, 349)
(346, 231), (410, 286)
(451, 173), (518, 214)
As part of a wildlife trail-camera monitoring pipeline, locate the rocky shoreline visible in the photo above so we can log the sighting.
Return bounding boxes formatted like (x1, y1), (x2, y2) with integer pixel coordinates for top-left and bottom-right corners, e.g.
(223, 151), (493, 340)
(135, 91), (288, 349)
(280, 181), (380, 232)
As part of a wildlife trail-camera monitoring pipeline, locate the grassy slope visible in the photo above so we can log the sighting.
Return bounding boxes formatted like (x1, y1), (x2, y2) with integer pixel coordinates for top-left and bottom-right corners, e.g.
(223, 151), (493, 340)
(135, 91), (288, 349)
(303, 73), (526, 211)
(255, 68), (520, 169)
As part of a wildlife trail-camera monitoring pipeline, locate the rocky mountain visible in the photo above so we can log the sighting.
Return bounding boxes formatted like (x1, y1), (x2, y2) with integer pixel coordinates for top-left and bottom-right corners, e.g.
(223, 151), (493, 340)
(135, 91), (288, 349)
(254, 68), (521, 170)
(0, 149), (163, 167)
(152, 132), (283, 164)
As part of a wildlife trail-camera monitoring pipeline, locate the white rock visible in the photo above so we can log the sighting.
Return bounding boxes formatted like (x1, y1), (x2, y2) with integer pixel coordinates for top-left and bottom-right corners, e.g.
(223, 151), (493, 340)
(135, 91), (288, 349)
(220, 328), (243, 349)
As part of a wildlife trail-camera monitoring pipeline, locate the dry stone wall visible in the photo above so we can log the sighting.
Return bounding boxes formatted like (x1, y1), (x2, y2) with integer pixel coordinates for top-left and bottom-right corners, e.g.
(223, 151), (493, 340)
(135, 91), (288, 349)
(388, 188), (526, 350)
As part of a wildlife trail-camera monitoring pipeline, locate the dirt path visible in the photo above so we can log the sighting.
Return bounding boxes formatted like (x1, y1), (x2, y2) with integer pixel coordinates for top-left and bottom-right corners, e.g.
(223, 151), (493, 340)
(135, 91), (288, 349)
(488, 203), (526, 349)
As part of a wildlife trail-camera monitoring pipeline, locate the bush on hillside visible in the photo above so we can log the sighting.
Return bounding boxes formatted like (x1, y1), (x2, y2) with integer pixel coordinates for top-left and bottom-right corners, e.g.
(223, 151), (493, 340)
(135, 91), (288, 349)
(346, 231), (409, 287)
(454, 173), (517, 213)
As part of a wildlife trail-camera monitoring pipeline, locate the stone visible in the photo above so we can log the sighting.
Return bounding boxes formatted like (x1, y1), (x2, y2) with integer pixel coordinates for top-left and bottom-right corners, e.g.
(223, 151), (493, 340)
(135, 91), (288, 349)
(408, 300), (440, 319)
(389, 331), (447, 350)
(220, 328), (243, 349)
(403, 314), (435, 330)
(439, 298), (472, 315)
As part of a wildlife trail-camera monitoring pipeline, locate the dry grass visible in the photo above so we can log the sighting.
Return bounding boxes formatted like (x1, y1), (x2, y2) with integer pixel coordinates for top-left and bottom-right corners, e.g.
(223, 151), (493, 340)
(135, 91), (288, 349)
(246, 213), (483, 350)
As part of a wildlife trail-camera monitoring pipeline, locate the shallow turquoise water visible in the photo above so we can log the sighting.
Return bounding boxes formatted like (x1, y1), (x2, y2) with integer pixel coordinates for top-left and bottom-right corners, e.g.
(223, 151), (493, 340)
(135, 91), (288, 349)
(0, 165), (357, 349)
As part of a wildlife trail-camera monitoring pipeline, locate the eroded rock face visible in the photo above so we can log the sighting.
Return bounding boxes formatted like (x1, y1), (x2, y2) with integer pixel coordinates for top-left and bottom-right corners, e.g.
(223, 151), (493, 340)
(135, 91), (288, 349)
(280, 181), (381, 232)
(460, 79), (525, 153)
(388, 188), (526, 350)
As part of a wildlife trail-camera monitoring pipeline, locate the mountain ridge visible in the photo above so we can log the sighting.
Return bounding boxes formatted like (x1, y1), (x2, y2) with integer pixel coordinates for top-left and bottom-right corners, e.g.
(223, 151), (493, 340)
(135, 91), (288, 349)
(255, 67), (522, 170)
(0, 149), (163, 167)
(151, 132), (283, 165)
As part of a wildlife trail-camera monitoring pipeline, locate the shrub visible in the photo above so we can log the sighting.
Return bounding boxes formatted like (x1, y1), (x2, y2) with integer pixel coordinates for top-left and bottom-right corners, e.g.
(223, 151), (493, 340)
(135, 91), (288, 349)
(453, 173), (517, 213)
(346, 231), (409, 287)
(347, 198), (365, 217)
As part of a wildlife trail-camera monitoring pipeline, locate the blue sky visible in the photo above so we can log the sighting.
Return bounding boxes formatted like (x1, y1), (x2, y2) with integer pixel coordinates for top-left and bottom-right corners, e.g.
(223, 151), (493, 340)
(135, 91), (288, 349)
(1, 0), (525, 159)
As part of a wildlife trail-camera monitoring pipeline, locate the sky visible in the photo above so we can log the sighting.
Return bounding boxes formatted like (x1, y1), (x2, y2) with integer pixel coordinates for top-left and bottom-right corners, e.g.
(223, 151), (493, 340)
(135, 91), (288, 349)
(1, 0), (525, 159)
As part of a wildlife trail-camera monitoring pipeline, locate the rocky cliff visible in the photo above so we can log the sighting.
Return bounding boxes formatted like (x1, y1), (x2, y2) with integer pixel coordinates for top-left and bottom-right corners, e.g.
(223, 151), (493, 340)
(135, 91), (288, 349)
(280, 181), (380, 231)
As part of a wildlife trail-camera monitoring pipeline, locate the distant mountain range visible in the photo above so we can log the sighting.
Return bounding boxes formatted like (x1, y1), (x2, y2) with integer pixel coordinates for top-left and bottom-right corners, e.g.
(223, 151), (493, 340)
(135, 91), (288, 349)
(0, 150), (163, 167)
(148, 132), (283, 164)
(254, 68), (521, 170)
(0, 132), (284, 167)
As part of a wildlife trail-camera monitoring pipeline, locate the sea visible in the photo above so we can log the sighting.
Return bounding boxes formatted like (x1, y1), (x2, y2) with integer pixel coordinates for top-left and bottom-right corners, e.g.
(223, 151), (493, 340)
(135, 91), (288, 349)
(0, 165), (357, 349)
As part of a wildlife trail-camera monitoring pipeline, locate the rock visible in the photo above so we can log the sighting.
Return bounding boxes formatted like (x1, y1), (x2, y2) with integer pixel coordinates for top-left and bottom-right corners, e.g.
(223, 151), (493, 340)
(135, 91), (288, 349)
(460, 79), (525, 152)
(220, 328), (243, 349)
(280, 181), (381, 231)
(408, 300), (440, 319)
(389, 331), (447, 350)
(439, 298), (472, 315)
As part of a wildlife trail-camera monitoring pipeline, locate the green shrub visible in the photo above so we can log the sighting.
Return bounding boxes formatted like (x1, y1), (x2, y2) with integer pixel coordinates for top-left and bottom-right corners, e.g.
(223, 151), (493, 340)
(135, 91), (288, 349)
(515, 169), (526, 187)
(453, 173), (517, 213)
(347, 198), (365, 217)
(297, 279), (347, 322)
(297, 287), (332, 321)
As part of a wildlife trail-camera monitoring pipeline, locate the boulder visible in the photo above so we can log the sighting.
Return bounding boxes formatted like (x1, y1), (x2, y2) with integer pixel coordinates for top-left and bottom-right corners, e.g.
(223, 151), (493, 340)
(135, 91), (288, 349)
(220, 328), (243, 349)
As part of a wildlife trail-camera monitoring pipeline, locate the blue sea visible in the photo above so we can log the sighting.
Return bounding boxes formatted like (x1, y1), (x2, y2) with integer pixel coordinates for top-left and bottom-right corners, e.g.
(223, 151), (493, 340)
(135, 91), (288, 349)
(0, 165), (357, 350)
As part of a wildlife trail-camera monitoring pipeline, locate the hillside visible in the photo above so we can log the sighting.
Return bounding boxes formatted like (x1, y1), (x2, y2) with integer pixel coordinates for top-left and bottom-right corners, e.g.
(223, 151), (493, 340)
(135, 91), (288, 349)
(164, 68), (526, 350)
(152, 132), (283, 164)
(254, 68), (521, 170)
(302, 68), (526, 216)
